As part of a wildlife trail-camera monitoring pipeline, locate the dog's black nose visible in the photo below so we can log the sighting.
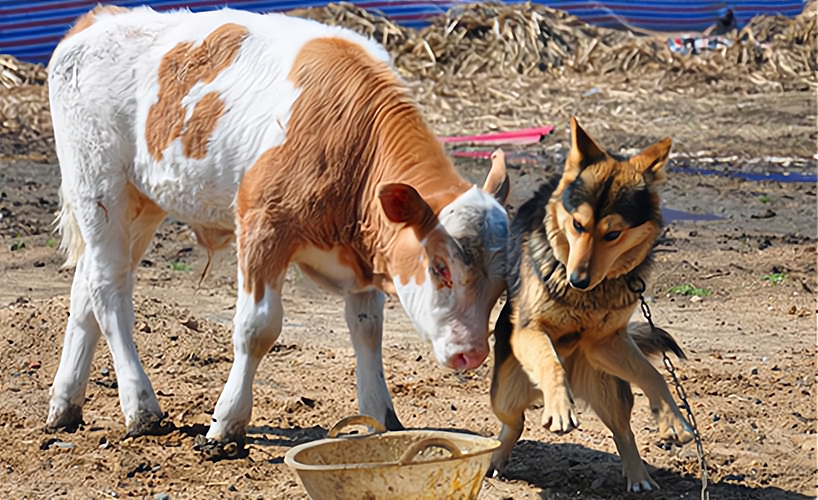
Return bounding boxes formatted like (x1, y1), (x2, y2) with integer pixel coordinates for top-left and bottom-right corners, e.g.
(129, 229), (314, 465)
(569, 272), (590, 290)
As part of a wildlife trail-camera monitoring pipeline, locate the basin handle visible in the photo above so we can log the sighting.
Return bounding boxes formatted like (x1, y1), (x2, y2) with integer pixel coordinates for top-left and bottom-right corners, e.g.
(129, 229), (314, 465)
(327, 415), (387, 438)
(398, 437), (463, 465)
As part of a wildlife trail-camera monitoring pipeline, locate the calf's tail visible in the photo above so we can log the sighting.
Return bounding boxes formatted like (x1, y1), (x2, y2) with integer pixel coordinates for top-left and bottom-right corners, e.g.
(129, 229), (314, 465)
(53, 185), (86, 269)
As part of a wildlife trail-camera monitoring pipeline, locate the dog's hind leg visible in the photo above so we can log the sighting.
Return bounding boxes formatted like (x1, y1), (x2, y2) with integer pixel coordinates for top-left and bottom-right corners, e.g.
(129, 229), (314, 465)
(488, 302), (538, 476)
(585, 331), (694, 446)
(489, 352), (533, 475)
(569, 357), (658, 492)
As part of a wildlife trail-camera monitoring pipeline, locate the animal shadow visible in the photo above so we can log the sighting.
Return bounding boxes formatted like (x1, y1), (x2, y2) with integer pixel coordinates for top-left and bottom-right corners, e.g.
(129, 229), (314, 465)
(499, 440), (812, 500)
(244, 424), (330, 463)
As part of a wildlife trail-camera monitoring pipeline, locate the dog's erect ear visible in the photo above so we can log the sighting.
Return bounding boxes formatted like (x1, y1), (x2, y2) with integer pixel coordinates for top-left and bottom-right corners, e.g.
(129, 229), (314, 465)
(482, 148), (510, 205)
(565, 117), (606, 177)
(632, 137), (672, 184)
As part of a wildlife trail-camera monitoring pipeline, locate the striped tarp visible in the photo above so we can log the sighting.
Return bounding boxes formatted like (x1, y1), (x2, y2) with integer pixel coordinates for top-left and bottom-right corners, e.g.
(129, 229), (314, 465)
(0, 0), (807, 65)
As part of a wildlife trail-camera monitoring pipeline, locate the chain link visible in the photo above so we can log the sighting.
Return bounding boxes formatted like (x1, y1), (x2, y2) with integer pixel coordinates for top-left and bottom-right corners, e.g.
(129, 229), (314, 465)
(628, 276), (710, 500)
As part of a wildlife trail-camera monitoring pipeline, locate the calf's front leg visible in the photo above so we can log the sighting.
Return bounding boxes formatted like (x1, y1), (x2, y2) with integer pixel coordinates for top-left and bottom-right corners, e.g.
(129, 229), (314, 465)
(205, 269), (284, 451)
(345, 290), (403, 430)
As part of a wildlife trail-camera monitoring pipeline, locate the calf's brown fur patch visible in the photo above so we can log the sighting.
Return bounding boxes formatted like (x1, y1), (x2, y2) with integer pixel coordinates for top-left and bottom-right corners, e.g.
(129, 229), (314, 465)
(64, 4), (130, 41)
(146, 23), (248, 161)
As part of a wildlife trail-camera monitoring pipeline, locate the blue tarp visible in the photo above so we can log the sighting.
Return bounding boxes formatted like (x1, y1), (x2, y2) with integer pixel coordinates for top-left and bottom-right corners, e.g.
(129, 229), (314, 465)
(0, 0), (807, 65)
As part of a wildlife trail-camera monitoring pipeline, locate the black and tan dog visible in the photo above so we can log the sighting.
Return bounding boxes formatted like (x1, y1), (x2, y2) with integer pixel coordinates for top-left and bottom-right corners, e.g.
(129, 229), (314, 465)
(488, 117), (695, 492)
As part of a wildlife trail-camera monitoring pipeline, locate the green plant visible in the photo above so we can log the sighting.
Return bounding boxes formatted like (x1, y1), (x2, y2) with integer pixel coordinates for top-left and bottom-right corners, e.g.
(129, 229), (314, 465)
(46, 238), (58, 248)
(761, 272), (786, 285)
(667, 283), (712, 297)
(169, 261), (191, 272)
(10, 239), (25, 251)
(758, 194), (771, 204)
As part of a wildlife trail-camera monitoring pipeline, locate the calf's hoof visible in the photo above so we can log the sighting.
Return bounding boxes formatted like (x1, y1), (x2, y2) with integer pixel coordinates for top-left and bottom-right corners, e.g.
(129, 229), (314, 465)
(485, 464), (501, 479)
(487, 451), (509, 479)
(122, 410), (172, 440)
(45, 403), (84, 433)
(384, 408), (405, 431)
(193, 433), (248, 461)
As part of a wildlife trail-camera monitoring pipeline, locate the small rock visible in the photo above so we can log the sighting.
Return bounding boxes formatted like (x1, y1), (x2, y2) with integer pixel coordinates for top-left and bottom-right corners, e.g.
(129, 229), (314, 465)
(712, 414), (720, 422)
(154, 493), (170, 500)
(751, 367), (758, 375)
(101, 368), (110, 377)
(52, 440), (75, 450)
(690, 295), (702, 303)
(228, 485), (237, 492)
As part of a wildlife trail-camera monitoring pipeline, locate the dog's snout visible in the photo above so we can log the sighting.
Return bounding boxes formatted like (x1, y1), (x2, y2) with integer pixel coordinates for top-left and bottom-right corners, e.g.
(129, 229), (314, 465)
(569, 271), (590, 290)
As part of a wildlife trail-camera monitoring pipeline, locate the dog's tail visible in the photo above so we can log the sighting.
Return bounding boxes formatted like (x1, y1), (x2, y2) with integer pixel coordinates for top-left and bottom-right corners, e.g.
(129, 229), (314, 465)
(629, 322), (687, 360)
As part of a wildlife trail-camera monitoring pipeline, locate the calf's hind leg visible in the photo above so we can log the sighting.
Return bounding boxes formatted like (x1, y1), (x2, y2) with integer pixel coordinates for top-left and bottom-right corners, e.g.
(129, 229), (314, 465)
(47, 194), (165, 432)
(47, 254), (102, 431)
(72, 193), (164, 436)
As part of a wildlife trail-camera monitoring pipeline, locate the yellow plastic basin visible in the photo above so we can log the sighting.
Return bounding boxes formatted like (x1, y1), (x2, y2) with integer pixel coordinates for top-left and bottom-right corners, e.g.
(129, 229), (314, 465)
(284, 415), (501, 500)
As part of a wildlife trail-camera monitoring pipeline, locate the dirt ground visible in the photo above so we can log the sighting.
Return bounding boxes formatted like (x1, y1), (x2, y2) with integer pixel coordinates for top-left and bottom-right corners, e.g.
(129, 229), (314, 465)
(0, 82), (816, 500)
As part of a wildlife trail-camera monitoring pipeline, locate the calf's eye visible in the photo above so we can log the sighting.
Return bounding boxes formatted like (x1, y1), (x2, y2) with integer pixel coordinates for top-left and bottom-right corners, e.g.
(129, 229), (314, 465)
(430, 256), (452, 288)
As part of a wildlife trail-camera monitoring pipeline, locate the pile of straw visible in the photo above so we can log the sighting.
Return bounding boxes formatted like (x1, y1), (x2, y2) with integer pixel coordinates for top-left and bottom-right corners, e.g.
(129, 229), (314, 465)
(1, 56), (51, 161)
(292, 2), (816, 89)
(0, 2), (815, 161)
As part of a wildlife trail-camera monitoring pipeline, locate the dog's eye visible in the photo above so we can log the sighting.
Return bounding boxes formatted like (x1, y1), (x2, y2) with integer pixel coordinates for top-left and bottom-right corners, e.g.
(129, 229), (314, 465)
(572, 219), (585, 233)
(603, 230), (622, 241)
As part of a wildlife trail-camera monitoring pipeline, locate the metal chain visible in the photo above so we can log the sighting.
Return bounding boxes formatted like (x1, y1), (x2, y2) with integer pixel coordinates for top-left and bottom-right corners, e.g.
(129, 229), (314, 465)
(628, 276), (710, 500)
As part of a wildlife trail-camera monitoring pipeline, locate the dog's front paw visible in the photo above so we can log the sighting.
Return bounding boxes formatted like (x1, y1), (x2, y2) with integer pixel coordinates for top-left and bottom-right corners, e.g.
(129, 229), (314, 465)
(541, 382), (579, 434)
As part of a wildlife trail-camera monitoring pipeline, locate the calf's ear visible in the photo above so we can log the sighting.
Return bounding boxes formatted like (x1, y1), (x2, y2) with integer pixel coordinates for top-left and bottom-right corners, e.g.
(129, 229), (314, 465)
(482, 149), (510, 205)
(378, 183), (438, 239)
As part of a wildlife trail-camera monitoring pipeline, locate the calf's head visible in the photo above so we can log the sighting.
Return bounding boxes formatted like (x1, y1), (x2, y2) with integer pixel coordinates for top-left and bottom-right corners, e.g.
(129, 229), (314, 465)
(378, 152), (510, 370)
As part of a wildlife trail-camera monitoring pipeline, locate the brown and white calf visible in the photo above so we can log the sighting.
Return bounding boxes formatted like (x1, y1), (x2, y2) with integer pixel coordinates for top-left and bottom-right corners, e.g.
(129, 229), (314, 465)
(45, 5), (511, 445)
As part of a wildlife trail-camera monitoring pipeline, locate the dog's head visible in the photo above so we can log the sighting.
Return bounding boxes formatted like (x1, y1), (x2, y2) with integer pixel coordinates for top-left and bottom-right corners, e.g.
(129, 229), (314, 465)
(547, 117), (670, 291)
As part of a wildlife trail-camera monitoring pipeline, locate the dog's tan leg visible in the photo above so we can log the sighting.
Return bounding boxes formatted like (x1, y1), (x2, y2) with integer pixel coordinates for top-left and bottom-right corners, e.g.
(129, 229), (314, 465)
(489, 301), (540, 476)
(585, 331), (694, 445)
(488, 354), (531, 475)
(570, 358), (658, 492)
(512, 327), (579, 434)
